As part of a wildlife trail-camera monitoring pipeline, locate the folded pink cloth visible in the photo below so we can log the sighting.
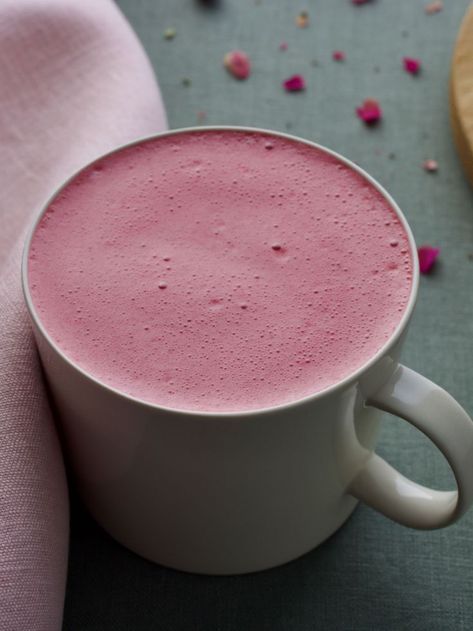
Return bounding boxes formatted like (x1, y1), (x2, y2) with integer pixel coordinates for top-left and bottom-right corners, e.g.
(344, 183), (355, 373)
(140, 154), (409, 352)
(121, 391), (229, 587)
(0, 1), (167, 628)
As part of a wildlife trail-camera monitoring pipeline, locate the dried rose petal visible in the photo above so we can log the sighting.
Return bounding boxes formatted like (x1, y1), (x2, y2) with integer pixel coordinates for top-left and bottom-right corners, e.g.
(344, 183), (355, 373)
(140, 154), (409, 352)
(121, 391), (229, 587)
(418, 246), (440, 274)
(279, 41), (288, 51)
(332, 50), (346, 62)
(356, 98), (382, 124)
(403, 57), (421, 75)
(425, 1), (443, 14)
(352, 0), (372, 5)
(423, 159), (438, 172)
(296, 11), (309, 27)
(224, 50), (251, 80)
(283, 74), (306, 92)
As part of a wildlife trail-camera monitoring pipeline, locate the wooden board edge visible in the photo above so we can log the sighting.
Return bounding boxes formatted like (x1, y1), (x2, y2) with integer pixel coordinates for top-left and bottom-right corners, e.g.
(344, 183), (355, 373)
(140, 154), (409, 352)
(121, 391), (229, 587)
(449, 3), (473, 188)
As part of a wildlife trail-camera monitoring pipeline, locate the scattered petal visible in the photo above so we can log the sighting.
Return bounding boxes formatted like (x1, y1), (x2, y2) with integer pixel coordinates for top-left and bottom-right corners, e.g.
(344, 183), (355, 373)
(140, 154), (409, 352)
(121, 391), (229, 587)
(279, 41), (288, 51)
(418, 246), (440, 274)
(224, 50), (251, 80)
(356, 98), (382, 124)
(352, 0), (373, 5)
(163, 27), (176, 40)
(296, 10), (309, 28)
(332, 50), (346, 62)
(425, 1), (443, 14)
(423, 159), (438, 172)
(283, 74), (306, 91)
(197, 111), (207, 123)
(403, 57), (421, 75)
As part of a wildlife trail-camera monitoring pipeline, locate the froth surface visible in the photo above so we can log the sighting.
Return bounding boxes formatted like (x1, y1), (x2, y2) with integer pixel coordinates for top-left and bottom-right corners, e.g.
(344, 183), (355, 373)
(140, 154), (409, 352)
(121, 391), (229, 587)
(28, 130), (412, 412)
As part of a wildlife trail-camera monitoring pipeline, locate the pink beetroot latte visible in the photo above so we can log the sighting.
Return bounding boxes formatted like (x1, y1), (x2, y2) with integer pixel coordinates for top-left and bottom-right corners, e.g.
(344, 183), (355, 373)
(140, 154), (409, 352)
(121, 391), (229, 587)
(28, 130), (413, 412)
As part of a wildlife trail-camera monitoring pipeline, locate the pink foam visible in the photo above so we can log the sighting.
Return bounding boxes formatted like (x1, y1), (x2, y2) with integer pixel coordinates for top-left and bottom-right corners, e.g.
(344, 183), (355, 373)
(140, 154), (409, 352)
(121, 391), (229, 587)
(28, 130), (412, 412)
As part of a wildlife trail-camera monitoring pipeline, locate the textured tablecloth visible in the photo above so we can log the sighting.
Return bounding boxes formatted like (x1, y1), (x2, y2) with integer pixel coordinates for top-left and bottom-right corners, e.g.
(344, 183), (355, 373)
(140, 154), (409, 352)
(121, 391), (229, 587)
(63, 1), (473, 629)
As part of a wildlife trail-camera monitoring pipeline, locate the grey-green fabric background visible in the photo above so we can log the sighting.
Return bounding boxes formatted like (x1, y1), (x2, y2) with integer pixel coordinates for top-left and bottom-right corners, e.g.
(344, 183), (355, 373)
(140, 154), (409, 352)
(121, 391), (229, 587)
(63, 1), (473, 629)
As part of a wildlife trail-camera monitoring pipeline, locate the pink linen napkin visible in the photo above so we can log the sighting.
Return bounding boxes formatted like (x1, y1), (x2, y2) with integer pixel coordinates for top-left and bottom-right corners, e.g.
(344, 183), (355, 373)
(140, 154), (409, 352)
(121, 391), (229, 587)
(0, 1), (167, 628)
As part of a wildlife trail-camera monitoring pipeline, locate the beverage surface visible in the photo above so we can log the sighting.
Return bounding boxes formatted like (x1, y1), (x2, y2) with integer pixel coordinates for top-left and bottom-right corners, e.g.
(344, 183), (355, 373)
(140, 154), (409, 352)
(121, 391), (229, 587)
(28, 130), (413, 412)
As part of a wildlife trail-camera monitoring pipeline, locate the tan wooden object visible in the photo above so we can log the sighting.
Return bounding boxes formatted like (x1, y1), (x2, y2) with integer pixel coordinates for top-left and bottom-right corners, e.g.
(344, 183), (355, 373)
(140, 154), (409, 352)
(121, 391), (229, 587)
(451, 3), (473, 186)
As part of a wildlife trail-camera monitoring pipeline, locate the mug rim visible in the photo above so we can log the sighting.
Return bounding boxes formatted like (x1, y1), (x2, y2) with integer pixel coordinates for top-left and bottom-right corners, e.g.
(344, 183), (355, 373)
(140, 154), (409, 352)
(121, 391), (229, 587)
(21, 125), (420, 418)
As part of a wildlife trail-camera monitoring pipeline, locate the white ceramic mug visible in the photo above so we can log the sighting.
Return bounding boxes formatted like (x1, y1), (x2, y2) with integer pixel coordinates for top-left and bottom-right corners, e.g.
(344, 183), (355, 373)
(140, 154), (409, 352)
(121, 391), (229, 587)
(22, 127), (473, 575)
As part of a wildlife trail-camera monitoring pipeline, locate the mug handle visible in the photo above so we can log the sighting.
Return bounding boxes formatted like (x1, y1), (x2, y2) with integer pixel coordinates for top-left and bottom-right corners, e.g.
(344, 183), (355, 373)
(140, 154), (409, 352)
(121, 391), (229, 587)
(349, 364), (473, 529)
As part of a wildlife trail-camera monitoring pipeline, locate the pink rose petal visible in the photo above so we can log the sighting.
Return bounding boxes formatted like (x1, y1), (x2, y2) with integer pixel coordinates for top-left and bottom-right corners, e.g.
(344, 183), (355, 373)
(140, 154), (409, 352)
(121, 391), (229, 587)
(403, 57), (421, 75)
(279, 41), (288, 51)
(356, 98), (382, 124)
(425, 1), (443, 15)
(418, 245), (440, 274)
(332, 50), (346, 62)
(423, 159), (438, 172)
(283, 74), (306, 92)
(224, 50), (251, 80)
(352, 0), (372, 5)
